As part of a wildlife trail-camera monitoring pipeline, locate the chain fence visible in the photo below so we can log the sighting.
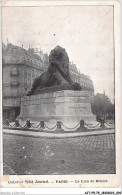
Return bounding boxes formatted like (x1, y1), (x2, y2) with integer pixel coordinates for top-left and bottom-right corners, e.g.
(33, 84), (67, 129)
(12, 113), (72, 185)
(84, 122), (100, 128)
(3, 119), (115, 132)
(44, 124), (57, 130)
(105, 121), (115, 127)
(61, 122), (80, 130)
(30, 123), (40, 128)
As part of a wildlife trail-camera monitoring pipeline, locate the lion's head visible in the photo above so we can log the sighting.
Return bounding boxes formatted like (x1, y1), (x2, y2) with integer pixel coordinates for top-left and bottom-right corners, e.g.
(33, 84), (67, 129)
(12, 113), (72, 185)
(48, 46), (71, 81)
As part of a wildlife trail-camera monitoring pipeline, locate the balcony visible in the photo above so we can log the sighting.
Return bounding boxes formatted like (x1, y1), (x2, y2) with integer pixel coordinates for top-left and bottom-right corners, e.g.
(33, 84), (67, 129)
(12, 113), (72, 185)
(10, 67), (19, 76)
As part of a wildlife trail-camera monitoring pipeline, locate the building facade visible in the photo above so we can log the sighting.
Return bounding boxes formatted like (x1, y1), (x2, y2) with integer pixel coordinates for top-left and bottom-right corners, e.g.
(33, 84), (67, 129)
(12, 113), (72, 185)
(2, 43), (94, 121)
(69, 62), (94, 104)
(2, 43), (48, 121)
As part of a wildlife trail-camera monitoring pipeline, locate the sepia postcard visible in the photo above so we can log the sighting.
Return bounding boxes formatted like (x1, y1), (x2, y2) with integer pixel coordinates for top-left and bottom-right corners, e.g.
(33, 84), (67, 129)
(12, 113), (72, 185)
(0, 0), (121, 190)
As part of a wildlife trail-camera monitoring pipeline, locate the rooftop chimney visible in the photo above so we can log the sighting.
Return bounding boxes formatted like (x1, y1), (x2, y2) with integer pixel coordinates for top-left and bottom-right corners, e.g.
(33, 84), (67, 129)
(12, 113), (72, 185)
(7, 38), (8, 46)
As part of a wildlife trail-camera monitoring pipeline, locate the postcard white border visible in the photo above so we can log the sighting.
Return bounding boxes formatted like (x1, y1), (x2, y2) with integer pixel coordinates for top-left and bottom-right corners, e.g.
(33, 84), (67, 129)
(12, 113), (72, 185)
(0, 0), (121, 189)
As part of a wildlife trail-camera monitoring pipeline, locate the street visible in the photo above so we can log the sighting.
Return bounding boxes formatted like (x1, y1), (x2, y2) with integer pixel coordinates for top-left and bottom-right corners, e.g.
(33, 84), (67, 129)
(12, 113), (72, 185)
(3, 133), (115, 175)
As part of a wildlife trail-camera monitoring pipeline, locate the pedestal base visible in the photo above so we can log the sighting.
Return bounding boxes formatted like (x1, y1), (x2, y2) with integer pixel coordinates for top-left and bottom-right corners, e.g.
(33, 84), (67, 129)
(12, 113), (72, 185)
(18, 90), (96, 128)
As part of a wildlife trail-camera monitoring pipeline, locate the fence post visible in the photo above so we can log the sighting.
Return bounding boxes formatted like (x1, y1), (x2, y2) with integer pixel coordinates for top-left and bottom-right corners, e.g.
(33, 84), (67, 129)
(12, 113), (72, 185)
(26, 120), (31, 128)
(77, 119), (87, 131)
(100, 118), (106, 129)
(5, 119), (9, 126)
(56, 121), (64, 133)
(39, 120), (45, 131)
(15, 120), (19, 127)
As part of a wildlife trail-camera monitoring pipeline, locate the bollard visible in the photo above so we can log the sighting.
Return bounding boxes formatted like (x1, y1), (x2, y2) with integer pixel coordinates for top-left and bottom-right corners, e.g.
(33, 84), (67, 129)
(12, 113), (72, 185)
(100, 118), (106, 129)
(15, 120), (19, 127)
(80, 119), (85, 128)
(5, 119), (9, 126)
(77, 119), (87, 132)
(56, 121), (64, 133)
(26, 120), (31, 128)
(39, 120), (45, 131)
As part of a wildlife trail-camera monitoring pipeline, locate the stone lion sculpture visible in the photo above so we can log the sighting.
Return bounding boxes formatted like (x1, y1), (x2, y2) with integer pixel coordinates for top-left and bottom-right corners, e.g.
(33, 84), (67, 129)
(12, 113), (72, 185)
(27, 46), (81, 95)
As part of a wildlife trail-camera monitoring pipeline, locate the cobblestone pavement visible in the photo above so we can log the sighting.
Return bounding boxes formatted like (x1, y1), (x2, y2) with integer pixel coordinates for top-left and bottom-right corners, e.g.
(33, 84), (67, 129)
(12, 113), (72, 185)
(3, 133), (115, 175)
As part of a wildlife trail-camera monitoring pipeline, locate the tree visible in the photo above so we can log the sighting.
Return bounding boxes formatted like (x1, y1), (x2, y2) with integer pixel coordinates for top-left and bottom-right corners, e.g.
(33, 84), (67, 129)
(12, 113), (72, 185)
(92, 93), (115, 121)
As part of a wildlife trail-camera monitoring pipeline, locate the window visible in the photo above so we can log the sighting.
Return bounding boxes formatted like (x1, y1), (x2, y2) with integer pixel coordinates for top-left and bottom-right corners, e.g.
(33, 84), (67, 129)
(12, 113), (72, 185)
(11, 80), (19, 86)
(12, 48), (17, 56)
(12, 88), (17, 97)
(11, 66), (18, 75)
(24, 67), (27, 84)
(28, 69), (31, 85)
(22, 57), (25, 63)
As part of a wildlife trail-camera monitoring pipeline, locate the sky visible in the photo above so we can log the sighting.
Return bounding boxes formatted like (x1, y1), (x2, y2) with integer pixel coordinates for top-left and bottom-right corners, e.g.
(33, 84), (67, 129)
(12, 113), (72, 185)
(2, 6), (114, 102)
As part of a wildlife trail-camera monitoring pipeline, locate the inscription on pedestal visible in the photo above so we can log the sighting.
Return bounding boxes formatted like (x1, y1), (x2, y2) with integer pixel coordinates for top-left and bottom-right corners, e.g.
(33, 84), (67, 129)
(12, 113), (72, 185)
(18, 90), (96, 123)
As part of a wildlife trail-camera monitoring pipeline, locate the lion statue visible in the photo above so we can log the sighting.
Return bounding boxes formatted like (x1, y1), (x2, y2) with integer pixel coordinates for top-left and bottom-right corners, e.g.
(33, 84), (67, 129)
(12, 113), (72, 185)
(27, 46), (81, 95)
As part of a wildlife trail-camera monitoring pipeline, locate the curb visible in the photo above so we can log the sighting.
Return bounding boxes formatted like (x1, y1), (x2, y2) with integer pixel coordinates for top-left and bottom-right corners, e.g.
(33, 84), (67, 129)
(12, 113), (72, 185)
(3, 128), (115, 139)
(3, 126), (113, 133)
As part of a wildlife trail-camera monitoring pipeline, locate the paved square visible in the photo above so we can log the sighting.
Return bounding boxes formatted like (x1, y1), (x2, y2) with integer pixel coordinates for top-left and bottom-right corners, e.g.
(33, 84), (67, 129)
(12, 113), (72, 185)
(3, 133), (115, 175)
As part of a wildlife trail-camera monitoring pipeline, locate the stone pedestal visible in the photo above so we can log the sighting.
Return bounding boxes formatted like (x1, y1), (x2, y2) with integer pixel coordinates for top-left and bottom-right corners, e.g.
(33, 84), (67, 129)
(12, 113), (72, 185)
(18, 90), (96, 128)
